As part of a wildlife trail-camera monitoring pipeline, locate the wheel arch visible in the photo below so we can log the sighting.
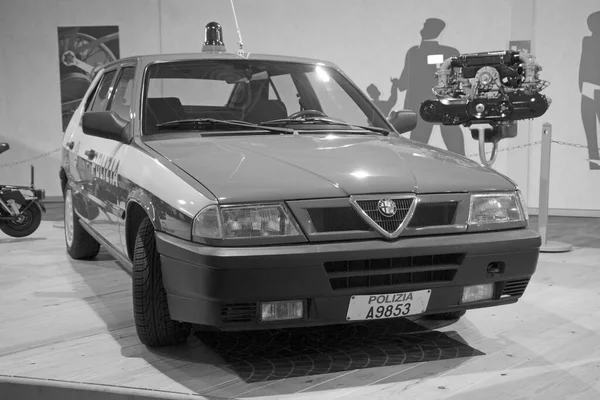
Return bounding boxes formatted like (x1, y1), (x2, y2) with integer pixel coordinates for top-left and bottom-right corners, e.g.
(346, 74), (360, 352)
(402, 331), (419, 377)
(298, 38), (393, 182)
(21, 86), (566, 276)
(125, 197), (158, 261)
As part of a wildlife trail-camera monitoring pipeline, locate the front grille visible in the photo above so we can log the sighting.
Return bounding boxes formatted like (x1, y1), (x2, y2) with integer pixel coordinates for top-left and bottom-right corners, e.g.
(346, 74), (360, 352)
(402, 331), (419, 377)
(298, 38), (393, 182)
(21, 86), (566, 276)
(306, 201), (458, 234)
(221, 302), (257, 324)
(325, 254), (463, 291)
(501, 278), (530, 297)
(408, 202), (458, 228)
(308, 207), (370, 232)
(355, 198), (414, 233)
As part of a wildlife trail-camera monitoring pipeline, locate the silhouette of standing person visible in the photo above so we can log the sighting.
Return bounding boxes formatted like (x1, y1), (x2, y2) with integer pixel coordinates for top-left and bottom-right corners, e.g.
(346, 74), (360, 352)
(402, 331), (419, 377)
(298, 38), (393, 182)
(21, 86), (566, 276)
(579, 11), (600, 170)
(367, 78), (400, 117)
(398, 18), (465, 155)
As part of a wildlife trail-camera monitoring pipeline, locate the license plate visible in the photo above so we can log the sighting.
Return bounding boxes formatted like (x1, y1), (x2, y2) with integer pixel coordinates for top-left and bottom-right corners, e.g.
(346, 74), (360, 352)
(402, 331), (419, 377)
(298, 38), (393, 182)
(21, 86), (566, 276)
(346, 289), (431, 321)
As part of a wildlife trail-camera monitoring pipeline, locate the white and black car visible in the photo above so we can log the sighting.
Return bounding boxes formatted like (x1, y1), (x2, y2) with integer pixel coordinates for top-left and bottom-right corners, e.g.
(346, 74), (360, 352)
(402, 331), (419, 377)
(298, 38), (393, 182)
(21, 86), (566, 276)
(60, 29), (540, 347)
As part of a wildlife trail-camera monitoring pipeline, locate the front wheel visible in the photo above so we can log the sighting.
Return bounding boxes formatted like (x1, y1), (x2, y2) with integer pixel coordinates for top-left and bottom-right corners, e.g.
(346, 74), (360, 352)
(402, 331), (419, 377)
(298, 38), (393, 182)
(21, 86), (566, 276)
(0, 201), (42, 237)
(132, 217), (191, 346)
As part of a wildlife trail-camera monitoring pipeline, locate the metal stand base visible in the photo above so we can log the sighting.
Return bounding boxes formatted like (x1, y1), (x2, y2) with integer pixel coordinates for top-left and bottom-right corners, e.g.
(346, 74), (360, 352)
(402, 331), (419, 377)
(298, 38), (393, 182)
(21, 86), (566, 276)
(540, 241), (573, 253)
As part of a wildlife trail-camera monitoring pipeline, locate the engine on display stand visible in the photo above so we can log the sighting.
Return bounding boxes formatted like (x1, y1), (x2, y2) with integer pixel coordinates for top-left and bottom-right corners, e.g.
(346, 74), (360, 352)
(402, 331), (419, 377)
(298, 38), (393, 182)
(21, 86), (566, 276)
(419, 50), (551, 166)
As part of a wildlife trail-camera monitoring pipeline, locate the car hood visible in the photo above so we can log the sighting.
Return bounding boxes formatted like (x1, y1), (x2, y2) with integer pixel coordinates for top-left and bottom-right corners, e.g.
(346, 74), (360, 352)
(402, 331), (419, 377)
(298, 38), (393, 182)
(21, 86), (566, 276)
(144, 133), (514, 203)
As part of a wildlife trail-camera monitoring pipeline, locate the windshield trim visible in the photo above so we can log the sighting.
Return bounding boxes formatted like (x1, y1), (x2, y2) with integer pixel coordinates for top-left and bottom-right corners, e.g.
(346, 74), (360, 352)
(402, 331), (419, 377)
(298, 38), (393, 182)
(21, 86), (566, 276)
(140, 129), (386, 142)
(139, 59), (395, 138)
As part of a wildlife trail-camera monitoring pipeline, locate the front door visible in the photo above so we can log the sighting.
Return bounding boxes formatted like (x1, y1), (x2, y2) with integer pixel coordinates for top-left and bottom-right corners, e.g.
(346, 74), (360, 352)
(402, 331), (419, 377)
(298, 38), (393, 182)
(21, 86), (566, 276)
(75, 65), (135, 254)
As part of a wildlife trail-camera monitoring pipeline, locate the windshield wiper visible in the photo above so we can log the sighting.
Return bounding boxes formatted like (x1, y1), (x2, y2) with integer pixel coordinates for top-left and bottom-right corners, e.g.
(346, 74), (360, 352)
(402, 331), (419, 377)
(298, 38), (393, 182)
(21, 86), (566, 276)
(156, 118), (295, 135)
(261, 117), (391, 136)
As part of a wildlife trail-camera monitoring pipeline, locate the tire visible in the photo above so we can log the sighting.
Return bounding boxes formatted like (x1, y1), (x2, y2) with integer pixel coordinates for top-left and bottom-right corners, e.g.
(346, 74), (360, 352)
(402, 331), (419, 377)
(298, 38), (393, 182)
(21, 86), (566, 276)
(133, 217), (191, 346)
(64, 187), (100, 259)
(424, 310), (467, 320)
(0, 201), (42, 238)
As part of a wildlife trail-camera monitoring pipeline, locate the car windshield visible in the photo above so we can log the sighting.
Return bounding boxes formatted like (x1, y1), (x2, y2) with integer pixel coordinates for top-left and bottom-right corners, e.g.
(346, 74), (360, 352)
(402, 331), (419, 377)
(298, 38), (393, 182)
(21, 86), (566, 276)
(142, 60), (390, 135)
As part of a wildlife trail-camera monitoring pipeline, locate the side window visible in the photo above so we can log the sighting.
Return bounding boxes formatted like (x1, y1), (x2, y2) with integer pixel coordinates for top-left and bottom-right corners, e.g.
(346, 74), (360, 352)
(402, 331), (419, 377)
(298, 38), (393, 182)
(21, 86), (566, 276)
(108, 67), (135, 121)
(89, 70), (117, 112)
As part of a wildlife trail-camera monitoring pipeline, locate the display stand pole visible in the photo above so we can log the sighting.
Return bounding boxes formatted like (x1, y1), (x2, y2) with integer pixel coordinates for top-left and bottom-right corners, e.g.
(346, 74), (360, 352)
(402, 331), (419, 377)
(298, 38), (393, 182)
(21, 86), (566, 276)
(538, 123), (572, 253)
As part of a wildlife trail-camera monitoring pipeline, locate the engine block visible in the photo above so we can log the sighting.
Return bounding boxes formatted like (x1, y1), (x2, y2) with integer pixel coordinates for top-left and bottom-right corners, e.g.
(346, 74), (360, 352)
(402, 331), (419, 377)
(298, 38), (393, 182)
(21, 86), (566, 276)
(419, 50), (550, 127)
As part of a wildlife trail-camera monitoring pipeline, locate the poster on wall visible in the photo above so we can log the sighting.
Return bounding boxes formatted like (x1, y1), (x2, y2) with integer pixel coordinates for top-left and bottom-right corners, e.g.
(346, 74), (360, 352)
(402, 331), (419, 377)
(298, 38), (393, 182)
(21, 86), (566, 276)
(57, 26), (120, 131)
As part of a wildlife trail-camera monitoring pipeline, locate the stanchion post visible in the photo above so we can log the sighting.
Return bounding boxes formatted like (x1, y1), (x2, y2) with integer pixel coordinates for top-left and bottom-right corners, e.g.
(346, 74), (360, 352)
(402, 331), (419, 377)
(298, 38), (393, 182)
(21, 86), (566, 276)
(538, 124), (550, 245)
(538, 123), (572, 253)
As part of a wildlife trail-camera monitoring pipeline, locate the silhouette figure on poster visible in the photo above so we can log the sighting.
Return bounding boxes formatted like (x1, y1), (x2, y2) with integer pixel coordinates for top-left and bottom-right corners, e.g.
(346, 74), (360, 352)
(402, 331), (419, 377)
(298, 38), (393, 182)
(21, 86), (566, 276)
(579, 11), (600, 170)
(397, 18), (465, 156)
(367, 78), (400, 117)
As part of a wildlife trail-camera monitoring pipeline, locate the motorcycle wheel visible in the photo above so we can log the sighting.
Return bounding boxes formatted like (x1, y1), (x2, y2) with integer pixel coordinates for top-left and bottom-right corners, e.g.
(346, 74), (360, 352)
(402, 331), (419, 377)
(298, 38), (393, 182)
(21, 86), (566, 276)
(0, 201), (43, 238)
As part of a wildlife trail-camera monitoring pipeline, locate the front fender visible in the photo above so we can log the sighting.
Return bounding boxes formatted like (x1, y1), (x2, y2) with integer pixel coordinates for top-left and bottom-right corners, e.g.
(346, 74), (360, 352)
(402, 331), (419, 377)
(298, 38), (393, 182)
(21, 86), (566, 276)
(125, 187), (195, 241)
(35, 200), (46, 213)
(126, 188), (158, 229)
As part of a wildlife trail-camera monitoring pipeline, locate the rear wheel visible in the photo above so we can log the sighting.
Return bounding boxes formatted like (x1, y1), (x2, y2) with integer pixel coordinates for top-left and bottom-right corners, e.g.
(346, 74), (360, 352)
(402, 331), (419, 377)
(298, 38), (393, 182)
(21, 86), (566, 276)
(0, 201), (42, 238)
(132, 217), (191, 346)
(64, 187), (100, 259)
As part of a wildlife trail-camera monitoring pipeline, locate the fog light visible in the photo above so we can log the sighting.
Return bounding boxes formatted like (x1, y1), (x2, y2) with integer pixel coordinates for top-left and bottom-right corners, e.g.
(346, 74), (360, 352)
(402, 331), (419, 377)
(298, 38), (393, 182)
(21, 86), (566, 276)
(261, 300), (303, 322)
(461, 284), (494, 304)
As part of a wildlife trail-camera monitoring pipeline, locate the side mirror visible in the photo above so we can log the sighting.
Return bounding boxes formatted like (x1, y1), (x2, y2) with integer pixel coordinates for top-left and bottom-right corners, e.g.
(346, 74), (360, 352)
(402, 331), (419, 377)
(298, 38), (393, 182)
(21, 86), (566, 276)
(0, 143), (9, 155)
(82, 111), (130, 142)
(387, 110), (417, 134)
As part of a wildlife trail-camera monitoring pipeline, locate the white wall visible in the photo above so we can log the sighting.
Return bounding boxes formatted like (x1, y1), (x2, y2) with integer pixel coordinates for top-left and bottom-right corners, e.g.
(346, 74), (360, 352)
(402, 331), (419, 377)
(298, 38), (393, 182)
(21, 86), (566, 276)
(0, 0), (598, 214)
(158, 0), (512, 177)
(528, 0), (600, 212)
(0, 0), (161, 198)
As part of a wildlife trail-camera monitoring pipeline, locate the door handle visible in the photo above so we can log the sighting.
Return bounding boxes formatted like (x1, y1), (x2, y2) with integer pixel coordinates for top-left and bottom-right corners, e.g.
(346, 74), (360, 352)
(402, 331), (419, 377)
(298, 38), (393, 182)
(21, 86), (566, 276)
(66, 141), (74, 150)
(85, 149), (97, 159)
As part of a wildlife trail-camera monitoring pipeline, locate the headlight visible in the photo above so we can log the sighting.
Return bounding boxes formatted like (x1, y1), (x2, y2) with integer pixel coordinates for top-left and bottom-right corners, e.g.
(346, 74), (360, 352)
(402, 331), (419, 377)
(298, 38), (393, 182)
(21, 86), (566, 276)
(468, 192), (527, 231)
(192, 203), (305, 244)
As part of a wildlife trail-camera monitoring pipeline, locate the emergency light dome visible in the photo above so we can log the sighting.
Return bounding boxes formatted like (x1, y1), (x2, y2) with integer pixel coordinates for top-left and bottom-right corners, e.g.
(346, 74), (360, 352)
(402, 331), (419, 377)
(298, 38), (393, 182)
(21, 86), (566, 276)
(202, 22), (226, 52)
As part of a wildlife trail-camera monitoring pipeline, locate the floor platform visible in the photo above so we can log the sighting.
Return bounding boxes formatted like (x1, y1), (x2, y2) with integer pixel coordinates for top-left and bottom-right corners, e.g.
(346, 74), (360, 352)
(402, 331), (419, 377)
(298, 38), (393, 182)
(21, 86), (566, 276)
(1, 215), (599, 399)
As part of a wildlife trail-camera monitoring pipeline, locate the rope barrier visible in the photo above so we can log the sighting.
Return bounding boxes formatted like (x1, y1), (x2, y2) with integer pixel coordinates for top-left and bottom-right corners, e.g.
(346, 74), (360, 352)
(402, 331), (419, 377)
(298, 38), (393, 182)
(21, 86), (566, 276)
(0, 148), (62, 168)
(467, 140), (592, 158)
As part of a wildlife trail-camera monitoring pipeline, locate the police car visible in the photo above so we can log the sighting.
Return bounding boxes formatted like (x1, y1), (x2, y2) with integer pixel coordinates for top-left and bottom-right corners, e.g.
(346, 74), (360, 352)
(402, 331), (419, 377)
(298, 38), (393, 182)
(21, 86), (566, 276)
(59, 23), (540, 346)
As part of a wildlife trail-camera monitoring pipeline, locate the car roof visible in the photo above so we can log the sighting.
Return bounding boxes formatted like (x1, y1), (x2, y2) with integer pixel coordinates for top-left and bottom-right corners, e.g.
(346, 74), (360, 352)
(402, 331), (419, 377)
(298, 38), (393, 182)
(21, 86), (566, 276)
(104, 51), (341, 71)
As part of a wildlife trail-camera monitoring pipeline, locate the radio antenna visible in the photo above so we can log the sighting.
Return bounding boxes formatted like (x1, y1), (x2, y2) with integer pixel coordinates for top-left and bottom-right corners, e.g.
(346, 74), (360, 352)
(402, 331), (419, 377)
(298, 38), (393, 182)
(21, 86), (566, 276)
(229, 0), (244, 54)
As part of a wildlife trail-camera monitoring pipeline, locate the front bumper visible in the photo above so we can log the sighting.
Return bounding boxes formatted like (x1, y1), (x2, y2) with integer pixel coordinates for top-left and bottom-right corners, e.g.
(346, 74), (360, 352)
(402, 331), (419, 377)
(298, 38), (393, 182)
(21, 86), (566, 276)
(155, 228), (541, 330)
